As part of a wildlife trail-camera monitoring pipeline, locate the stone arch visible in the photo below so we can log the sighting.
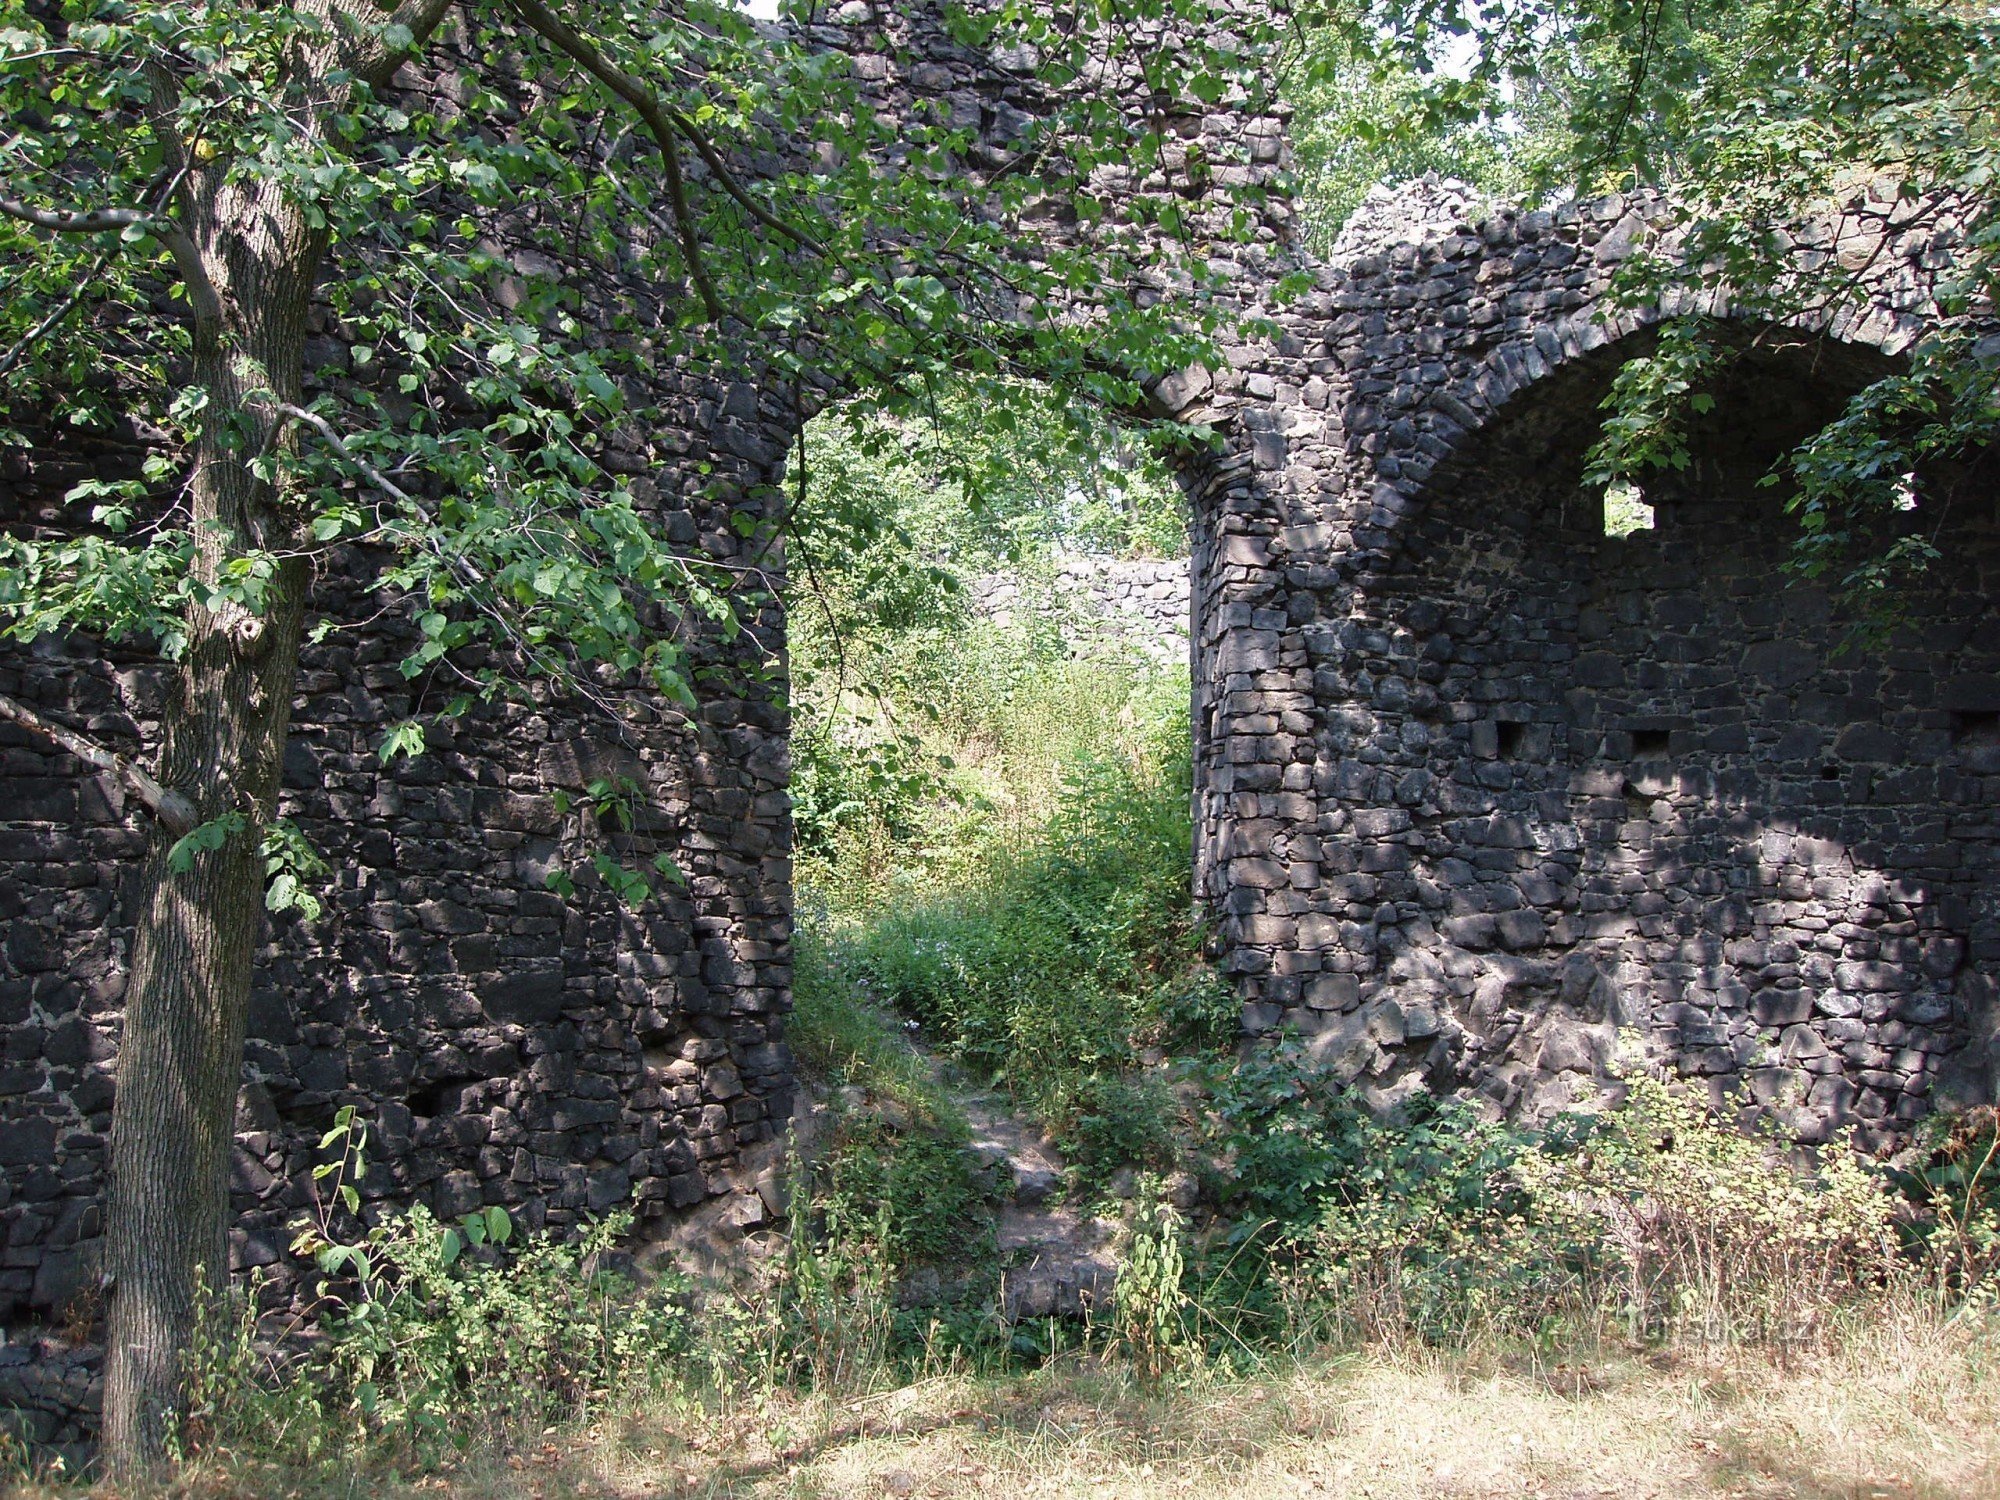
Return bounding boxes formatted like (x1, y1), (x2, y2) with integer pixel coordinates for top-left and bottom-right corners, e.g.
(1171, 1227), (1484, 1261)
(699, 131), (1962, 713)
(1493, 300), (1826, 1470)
(1204, 251), (2000, 1140)
(1404, 302), (1925, 529)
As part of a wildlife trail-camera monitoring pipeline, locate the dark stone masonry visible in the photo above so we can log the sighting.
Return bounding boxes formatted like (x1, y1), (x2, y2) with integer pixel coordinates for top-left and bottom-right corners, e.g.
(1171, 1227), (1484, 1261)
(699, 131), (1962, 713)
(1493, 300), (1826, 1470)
(1, 0), (1994, 1443)
(1175, 181), (1999, 1150)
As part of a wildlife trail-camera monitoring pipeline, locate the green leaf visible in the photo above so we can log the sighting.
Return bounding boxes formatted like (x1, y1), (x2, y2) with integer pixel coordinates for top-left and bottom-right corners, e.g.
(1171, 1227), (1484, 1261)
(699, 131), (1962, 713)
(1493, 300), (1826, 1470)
(166, 813), (247, 874)
(379, 720), (426, 764)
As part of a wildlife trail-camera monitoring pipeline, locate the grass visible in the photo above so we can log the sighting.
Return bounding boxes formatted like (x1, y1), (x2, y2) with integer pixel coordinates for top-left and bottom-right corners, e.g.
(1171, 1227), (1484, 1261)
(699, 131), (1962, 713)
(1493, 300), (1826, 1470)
(789, 920), (964, 1135)
(22, 1310), (1995, 1498)
(795, 649), (1206, 1200)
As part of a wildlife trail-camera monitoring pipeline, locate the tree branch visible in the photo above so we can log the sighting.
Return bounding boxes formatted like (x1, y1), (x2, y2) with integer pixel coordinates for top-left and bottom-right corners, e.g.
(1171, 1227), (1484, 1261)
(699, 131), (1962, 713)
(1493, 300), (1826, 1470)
(0, 691), (197, 835)
(504, 0), (729, 320)
(276, 401), (421, 508)
(664, 105), (830, 259)
(354, 0), (459, 87)
(0, 196), (156, 234)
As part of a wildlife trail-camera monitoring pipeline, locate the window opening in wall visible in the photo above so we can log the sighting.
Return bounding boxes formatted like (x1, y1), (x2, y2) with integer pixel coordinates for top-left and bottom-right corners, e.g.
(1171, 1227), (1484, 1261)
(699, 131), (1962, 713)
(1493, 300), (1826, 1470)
(1956, 710), (2000, 773)
(1496, 721), (1526, 758)
(407, 1078), (463, 1118)
(1603, 480), (1655, 536)
(1632, 728), (1672, 758)
(1953, 710), (2000, 747)
(1820, 762), (1842, 781)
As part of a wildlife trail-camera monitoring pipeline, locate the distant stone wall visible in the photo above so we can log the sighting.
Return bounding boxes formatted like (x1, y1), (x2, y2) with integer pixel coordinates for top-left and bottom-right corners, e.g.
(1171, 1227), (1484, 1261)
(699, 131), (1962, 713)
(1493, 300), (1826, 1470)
(970, 555), (1191, 664)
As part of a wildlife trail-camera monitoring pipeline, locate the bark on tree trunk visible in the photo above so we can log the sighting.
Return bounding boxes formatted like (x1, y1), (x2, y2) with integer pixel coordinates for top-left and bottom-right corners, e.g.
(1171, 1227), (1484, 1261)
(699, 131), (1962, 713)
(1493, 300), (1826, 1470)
(101, 162), (320, 1468)
(100, 567), (308, 1463)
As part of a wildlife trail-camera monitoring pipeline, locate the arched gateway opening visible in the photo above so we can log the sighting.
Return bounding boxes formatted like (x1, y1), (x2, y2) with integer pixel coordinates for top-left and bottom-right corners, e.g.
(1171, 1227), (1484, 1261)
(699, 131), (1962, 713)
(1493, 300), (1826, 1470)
(1277, 322), (2000, 1147)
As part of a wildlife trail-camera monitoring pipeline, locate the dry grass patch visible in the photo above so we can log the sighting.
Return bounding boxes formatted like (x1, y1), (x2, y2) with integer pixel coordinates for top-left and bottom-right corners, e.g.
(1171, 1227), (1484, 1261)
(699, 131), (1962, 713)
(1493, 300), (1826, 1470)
(31, 1310), (1994, 1500)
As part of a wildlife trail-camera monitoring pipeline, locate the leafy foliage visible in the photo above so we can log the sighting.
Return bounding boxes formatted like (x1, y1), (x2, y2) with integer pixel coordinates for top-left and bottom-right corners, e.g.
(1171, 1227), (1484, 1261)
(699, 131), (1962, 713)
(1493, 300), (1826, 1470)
(176, 1112), (692, 1470)
(1580, 317), (1722, 486)
(0, 0), (1267, 962)
(1110, 1184), (1196, 1380)
(1512, 1077), (1901, 1345)
(0, 0), (1254, 721)
(810, 1110), (993, 1274)
(1281, 28), (1525, 245)
(788, 386), (1187, 866)
(1891, 1104), (2000, 1297)
(1191, 1051), (1932, 1351)
(1287, 0), (2000, 611)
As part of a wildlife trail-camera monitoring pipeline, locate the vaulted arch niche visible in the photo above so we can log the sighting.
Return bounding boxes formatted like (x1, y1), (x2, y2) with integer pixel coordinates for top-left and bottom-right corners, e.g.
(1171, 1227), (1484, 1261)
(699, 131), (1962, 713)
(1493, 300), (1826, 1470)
(1332, 327), (2000, 1146)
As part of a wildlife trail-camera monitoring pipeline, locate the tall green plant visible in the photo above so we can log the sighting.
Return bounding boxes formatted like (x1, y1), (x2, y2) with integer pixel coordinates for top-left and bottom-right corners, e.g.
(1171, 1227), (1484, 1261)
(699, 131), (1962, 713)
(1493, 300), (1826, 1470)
(829, 689), (1201, 1180)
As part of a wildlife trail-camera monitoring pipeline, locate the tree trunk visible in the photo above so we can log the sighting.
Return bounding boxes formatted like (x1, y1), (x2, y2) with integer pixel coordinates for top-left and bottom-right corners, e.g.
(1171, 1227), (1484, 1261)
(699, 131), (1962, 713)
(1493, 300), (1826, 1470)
(86, 2), (452, 1471)
(100, 564), (308, 1464)
(101, 165), (320, 1470)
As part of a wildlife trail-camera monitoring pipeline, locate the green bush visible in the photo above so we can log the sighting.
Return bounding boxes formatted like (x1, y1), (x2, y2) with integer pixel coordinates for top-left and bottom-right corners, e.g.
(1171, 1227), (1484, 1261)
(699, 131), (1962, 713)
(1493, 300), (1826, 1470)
(1890, 1103), (2000, 1295)
(1514, 1075), (1901, 1345)
(788, 380), (1187, 876)
(790, 917), (965, 1131)
(1187, 1050), (1931, 1353)
(786, 409), (1208, 1197)
(811, 1109), (993, 1272)
(1141, 967), (1242, 1055)
(1188, 1051), (1564, 1345)
(828, 699), (1207, 1181)
(1050, 1072), (1178, 1187)
(318, 1208), (688, 1441)
(180, 1206), (690, 1472)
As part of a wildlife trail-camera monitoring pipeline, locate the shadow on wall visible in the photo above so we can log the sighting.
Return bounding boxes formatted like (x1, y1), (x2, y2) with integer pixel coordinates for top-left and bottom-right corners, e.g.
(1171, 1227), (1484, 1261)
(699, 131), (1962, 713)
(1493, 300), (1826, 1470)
(0, 631), (793, 1339)
(1280, 328), (2000, 1150)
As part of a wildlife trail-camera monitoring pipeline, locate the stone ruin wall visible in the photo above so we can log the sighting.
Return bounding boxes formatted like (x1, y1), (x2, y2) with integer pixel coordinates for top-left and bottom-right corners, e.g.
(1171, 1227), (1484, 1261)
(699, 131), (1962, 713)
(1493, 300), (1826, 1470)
(1175, 180), (2000, 1147)
(969, 555), (1192, 664)
(0, 381), (800, 1440)
(4, 0), (1998, 1446)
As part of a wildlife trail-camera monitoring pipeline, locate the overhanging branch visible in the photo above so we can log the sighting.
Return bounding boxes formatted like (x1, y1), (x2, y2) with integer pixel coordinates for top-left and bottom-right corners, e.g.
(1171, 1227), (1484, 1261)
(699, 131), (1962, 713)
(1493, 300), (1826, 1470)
(276, 401), (420, 507)
(0, 196), (157, 234)
(0, 691), (197, 835)
(505, 0), (731, 320)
